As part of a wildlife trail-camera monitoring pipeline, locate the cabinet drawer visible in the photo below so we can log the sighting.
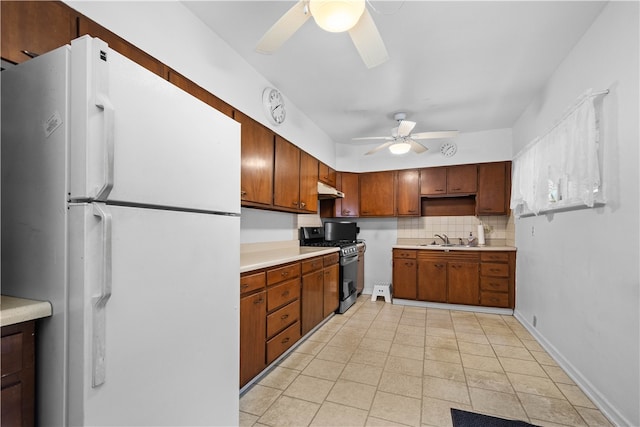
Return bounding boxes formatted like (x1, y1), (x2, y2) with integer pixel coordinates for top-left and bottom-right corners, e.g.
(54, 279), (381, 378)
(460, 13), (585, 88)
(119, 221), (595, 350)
(267, 279), (300, 311)
(301, 257), (323, 274)
(267, 263), (300, 286)
(240, 271), (266, 295)
(480, 291), (510, 308)
(266, 321), (301, 364)
(480, 263), (509, 277)
(1, 332), (23, 377)
(393, 249), (416, 259)
(267, 300), (300, 339)
(323, 252), (339, 267)
(480, 277), (509, 292)
(480, 252), (510, 263)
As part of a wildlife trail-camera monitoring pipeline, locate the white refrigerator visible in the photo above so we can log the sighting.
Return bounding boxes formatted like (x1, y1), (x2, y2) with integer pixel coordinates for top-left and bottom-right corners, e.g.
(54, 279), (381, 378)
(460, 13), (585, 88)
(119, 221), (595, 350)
(1, 36), (240, 426)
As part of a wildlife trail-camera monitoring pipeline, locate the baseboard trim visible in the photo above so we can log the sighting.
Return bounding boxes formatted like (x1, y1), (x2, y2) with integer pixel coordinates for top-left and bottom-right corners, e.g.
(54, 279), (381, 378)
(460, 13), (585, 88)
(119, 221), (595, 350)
(513, 309), (627, 427)
(392, 299), (514, 316)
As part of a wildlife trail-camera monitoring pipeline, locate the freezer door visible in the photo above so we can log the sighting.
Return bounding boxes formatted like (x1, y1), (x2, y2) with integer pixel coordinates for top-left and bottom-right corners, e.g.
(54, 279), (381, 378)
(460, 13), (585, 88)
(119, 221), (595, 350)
(69, 36), (240, 214)
(68, 203), (239, 426)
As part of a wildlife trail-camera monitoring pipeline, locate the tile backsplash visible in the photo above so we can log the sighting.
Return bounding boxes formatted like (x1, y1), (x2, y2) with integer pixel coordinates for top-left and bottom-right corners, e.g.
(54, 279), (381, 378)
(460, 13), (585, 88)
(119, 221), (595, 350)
(398, 215), (515, 246)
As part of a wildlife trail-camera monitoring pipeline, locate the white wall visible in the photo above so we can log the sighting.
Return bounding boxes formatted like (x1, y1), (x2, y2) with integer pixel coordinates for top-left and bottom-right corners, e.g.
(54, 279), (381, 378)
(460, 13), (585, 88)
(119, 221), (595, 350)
(337, 127), (513, 172)
(511, 3), (639, 425)
(64, 1), (336, 167)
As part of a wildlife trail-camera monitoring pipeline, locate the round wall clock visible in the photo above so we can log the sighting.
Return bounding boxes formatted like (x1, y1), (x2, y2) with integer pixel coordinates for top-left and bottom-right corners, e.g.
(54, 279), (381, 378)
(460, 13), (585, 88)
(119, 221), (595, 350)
(440, 142), (457, 157)
(262, 87), (286, 125)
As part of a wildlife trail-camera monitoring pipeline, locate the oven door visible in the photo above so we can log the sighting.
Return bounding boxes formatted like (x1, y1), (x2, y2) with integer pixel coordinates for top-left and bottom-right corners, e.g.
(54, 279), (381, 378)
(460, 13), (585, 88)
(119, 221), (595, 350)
(340, 253), (358, 300)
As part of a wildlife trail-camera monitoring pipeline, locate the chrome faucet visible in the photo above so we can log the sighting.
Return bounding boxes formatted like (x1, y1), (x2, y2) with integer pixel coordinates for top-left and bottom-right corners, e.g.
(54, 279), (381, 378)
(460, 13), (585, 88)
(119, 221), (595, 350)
(434, 234), (449, 245)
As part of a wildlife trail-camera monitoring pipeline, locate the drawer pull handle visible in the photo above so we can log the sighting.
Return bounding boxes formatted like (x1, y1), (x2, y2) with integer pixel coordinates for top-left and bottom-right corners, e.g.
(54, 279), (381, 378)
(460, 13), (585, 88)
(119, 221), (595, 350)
(21, 50), (40, 58)
(281, 314), (289, 320)
(281, 271), (289, 277)
(282, 290), (290, 297)
(490, 268), (501, 273)
(281, 337), (290, 344)
(254, 298), (264, 305)
(241, 283), (249, 289)
(343, 209), (350, 214)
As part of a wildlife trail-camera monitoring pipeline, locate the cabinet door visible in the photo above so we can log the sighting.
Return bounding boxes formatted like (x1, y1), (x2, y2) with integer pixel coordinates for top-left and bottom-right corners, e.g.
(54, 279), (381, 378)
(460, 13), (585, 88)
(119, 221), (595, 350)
(274, 136), (301, 210)
(168, 70), (233, 117)
(418, 259), (447, 302)
(299, 151), (318, 213)
(318, 163), (336, 187)
(476, 162), (508, 215)
(420, 167), (447, 195)
(301, 270), (324, 335)
(1, 1), (77, 64)
(323, 264), (339, 317)
(240, 291), (266, 388)
(393, 258), (417, 299)
(397, 169), (420, 216)
(237, 112), (274, 206)
(447, 262), (479, 305)
(447, 164), (477, 194)
(78, 17), (167, 78)
(360, 171), (395, 216)
(336, 172), (359, 217)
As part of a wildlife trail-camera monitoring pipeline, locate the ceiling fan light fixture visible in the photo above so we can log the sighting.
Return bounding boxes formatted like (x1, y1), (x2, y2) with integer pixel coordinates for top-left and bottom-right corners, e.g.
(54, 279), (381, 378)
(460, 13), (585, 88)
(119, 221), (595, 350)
(309, 0), (365, 33)
(388, 141), (411, 155)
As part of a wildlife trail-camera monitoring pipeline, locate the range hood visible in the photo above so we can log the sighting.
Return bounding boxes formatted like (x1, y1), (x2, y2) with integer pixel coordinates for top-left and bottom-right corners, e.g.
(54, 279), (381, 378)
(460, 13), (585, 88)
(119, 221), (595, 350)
(317, 181), (344, 199)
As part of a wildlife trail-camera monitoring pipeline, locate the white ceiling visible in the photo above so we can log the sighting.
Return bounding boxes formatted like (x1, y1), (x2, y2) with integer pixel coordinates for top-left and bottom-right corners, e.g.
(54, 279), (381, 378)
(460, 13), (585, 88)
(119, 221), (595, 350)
(183, 1), (606, 146)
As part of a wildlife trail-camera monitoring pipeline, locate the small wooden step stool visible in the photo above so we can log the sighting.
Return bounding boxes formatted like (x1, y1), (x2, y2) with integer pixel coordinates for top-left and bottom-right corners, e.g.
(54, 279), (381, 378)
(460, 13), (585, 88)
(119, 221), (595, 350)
(371, 283), (392, 303)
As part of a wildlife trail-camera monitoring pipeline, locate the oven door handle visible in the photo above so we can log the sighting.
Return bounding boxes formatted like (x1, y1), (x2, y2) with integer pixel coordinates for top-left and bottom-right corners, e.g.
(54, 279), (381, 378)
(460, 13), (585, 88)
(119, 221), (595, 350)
(340, 254), (358, 266)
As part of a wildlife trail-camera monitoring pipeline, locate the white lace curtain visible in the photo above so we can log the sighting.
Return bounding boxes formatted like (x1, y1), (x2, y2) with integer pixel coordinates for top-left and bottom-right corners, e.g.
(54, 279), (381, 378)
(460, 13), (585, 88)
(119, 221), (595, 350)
(511, 89), (604, 216)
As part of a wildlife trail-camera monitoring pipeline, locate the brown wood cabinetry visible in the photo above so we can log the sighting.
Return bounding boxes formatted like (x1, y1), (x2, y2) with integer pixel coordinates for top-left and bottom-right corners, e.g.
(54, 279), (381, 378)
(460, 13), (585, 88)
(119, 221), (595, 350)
(168, 70), (233, 117)
(396, 169), (420, 216)
(239, 289), (266, 388)
(318, 163), (336, 187)
(396, 249), (515, 309)
(360, 171), (396, 216)
(301, 254), (338, 335)
(323, 254), (340, 317)
(274, 137), (318, 213)
(392, 249), (417, 299)
(335, 172), (359, 217)
(1, 321), (36, 427)
(236, 111), (275, 207)
(477, 162), (510, 215)
(420, 165), (477, 196)
(78, 17), (167, 78)
(479, 251), (515, 308)
(1, 1), (77, 65)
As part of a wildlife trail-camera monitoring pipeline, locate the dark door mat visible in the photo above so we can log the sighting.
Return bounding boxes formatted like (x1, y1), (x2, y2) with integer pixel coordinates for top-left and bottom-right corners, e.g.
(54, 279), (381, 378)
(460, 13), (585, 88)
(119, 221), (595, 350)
(451, 408), (539, 427)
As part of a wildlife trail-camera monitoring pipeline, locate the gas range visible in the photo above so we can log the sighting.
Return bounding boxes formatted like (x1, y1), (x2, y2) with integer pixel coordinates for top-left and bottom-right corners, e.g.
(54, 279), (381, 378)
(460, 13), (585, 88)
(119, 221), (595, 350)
(299, 227), (358, 257)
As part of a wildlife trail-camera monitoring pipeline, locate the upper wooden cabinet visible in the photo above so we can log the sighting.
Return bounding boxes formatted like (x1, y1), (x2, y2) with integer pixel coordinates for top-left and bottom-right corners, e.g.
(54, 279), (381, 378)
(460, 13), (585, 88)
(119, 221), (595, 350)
(396, 169), (420, 216)
(476, 162), (510, 215)
(299, 151), (319, 213)
(421, 165), (477, 196)
(360, 171), (396, 217)
(335, 172), (359, 217)
(168, 70), (233, 117)
(235, 111), (274, 207)
(318, 163), (336, 188)
(1, 1), (77, 64)
(274, 137), (318, 213)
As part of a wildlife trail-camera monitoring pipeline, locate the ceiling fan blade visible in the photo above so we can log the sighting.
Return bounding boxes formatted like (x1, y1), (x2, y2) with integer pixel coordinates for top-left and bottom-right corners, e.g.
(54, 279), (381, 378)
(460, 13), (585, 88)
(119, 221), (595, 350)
(365, 141), (394, 155)
(352, 136), (394, 141)
(256, 1), (310, 54)
(408, 139), (428, 154)
(411, 130), (460, 140)
(397, 120), (416, 137)
(348, 8), (389, 68)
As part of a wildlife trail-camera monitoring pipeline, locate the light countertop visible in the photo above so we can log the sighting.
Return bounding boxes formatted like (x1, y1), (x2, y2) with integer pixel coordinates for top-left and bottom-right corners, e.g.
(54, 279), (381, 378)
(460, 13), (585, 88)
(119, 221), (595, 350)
(395, 239), (516, 252)
(1, 295), (52, 327)
(241, 241), (339, 273)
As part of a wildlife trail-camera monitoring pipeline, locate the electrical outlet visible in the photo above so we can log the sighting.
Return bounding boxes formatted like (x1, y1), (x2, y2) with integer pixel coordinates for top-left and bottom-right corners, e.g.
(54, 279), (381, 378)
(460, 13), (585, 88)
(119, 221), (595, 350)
(533, 315), (537, 327)
(531, 226), (535, 237)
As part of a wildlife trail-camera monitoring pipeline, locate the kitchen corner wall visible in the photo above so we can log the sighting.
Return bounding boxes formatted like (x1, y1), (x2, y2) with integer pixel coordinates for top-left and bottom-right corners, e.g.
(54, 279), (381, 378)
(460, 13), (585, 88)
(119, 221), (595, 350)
(397, 215), (515, 246)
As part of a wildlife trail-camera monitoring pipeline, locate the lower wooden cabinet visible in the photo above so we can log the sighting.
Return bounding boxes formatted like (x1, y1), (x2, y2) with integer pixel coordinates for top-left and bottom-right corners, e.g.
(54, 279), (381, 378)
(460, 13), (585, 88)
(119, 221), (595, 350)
(240, 252), (339, 388)
(1, 321), (36, 427)
(394, 249), (515, 309)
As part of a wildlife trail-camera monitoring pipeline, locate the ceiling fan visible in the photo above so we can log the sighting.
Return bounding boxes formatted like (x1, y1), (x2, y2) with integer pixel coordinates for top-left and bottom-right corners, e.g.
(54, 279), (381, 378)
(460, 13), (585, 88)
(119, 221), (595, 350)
(256, 0), (389, 69)
(353, 112), (459, 155)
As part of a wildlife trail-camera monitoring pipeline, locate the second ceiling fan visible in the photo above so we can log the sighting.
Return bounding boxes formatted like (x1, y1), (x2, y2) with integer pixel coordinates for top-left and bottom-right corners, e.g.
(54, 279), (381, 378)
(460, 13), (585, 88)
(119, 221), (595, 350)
(353, 113), (459, 155)
(256, 0), (389, 69)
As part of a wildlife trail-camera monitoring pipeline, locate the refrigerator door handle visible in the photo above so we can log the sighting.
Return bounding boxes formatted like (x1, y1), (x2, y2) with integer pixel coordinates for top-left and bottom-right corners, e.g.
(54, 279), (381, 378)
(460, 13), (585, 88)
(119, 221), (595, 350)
(94, 95), (114, 201)
(92, 202), (112, 387)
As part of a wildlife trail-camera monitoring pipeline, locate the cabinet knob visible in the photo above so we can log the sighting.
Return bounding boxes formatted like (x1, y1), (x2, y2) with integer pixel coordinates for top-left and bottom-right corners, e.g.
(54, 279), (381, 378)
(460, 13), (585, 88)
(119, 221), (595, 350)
(281, 337), (290, 344)
(240, 190), (247, 197)
(342, 209), (350, 214)
(282, 290), (290, 297)
(254, 297), (264, 305)
(300, 201), (306, 208)
(241, 283), (249, 289)
(21, 50), (40, 58)
(281, 314), (289, 320)
(281, 271), (289, 277)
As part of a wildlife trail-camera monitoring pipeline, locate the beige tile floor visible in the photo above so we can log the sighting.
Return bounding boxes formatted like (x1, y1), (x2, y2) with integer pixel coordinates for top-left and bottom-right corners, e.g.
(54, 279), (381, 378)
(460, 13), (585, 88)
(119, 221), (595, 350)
(239, 297), (613, 427)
